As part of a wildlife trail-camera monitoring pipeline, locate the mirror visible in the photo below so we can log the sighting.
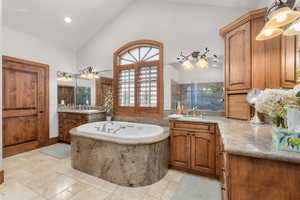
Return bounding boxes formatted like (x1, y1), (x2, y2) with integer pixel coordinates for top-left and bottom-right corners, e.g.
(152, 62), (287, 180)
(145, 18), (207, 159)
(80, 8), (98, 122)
(57, 77), (94, 106)
(169, 63), (224, 113)
(57, 70), (113, 107)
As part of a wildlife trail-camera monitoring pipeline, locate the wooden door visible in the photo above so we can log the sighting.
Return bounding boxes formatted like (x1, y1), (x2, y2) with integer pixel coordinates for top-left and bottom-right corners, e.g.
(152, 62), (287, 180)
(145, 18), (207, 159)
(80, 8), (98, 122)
(225, 22), (251, 91)
(281, 36), (298, 89)
(3, 56), (49, 157)
(96, 77), (113, 106)
(170, 130), (190, 168)
(190, 132), (216, 174)
(58, 86), (75, 105)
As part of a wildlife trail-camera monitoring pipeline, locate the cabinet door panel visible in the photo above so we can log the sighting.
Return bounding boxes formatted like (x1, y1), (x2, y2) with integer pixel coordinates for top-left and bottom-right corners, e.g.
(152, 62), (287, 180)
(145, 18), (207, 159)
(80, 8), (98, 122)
(170, 130), (190, 168)
(225, 22), (251, 91)
(281, 36), (298, 89)
(191, 132), (216, 174)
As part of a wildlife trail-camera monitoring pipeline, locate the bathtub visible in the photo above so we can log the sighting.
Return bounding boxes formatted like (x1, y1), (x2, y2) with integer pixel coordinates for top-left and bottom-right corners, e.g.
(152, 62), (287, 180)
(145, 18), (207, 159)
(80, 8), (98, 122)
(70, 121), (169, 187)
(75, 121), (165, 140)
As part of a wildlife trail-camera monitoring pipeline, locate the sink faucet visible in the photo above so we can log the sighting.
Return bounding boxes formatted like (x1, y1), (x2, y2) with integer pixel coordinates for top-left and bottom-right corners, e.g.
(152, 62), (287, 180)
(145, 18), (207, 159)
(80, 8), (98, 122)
(102, 122), (114, 132)
(192, 105), (200, 116)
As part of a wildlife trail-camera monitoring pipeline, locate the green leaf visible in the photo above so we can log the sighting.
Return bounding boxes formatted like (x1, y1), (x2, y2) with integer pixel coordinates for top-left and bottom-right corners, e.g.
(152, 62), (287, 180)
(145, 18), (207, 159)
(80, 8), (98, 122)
(296, 91), (300, 98)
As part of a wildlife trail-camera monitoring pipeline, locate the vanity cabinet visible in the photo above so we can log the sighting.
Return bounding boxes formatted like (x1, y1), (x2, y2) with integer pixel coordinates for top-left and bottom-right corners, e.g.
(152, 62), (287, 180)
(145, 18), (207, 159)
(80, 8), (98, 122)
(58, 112), (105, 143)
(170, 120), (217, 177)
(220, 8), (298, 120)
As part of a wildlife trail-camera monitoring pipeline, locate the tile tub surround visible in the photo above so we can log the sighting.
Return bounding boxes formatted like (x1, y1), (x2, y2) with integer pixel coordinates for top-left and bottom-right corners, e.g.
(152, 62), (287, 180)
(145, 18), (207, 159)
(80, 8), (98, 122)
(171, 116), (300, 164)
(70, 129), (169, 187)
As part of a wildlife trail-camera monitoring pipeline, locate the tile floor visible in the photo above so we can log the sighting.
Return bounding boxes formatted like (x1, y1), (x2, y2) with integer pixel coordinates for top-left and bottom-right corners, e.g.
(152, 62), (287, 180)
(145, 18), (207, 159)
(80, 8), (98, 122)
(0, 145), (185, 200)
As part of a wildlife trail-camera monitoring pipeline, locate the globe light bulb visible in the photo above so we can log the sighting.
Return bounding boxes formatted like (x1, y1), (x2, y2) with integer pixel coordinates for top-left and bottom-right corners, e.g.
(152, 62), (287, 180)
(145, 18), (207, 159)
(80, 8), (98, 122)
(294, 22), (300, 31)
(182, 60), (194, 70)
(264, 29), (273, 36)
(276, 12), (287, 23)
(197, 58), (208, 68)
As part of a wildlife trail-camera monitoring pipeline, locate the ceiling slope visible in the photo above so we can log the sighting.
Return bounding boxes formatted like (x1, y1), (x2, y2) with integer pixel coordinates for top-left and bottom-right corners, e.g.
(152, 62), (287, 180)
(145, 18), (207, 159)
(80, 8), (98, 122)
(3, 0), (135, 50)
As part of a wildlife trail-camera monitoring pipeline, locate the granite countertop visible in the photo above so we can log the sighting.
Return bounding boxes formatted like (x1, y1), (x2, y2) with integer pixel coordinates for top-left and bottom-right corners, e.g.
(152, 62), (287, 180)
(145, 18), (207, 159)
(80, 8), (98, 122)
(171, 116), (300, 164)
(58, 109), (105, 114)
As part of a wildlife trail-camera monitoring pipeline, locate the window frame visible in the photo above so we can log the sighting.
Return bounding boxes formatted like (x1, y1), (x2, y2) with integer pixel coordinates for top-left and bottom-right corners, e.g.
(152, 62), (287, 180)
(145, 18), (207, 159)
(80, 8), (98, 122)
(113, 40), (164, 118)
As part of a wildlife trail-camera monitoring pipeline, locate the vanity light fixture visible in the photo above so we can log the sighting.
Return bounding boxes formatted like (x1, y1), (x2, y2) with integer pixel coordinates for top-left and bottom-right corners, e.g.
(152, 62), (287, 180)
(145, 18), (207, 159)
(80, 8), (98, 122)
(177, 48), (219, 70)
(57, 71), (74, 82)
(79, 66), (100, 80)
(256, 0), (300, 40)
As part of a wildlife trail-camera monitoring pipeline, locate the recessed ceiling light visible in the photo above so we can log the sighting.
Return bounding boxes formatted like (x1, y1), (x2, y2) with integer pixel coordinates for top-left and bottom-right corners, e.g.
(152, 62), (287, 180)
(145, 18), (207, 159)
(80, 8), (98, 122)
(64, 17), (72, 24)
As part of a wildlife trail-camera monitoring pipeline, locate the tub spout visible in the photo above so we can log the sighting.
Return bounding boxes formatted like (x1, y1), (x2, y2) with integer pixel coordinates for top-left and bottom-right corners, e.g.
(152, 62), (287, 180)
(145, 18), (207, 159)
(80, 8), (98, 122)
(102, 122), (114, 132)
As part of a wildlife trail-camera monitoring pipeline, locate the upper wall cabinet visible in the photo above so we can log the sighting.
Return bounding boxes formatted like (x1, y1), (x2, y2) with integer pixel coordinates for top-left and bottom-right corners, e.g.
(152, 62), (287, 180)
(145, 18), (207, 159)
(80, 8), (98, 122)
(281, 36), (298, 89)
(220, 8), (298, 120)
(225, 22), (251, 91)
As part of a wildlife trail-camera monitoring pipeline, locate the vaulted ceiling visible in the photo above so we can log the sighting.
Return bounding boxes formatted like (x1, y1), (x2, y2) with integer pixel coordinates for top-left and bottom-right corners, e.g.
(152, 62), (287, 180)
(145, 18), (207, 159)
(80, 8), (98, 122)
(3, 0), (263, 51)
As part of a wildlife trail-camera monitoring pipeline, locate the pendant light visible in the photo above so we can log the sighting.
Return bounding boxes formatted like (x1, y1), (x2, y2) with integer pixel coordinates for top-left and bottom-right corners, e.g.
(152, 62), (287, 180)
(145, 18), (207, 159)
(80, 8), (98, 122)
(267, 7), (300, 28)
(256, 0), (300, 41)
(283, 18), (300, 35)
(256, 26), (284, 40)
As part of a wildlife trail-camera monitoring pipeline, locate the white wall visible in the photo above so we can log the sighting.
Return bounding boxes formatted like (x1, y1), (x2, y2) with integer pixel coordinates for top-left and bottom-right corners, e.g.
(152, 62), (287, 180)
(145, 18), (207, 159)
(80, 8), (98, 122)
(3, 26), (77, 138)
(77, 0), (250, 109)
(257, 0), (272, 8)
(0, 0), (3, 171)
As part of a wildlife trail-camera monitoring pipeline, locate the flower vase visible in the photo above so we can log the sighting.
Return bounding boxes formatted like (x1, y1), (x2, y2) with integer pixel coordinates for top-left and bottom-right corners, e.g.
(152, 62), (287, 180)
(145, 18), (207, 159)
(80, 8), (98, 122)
(106, 116), (112, 121)
(287, 108), (300, 132)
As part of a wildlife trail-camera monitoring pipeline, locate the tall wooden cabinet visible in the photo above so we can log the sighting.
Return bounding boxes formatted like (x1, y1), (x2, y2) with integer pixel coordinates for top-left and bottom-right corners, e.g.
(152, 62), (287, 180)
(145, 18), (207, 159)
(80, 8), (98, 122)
(220, 8), (298, 120)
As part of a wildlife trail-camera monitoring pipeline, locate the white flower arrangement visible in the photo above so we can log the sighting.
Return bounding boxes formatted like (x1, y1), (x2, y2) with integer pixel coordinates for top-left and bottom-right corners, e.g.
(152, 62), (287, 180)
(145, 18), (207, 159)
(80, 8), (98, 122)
(255, 85), (300, 128)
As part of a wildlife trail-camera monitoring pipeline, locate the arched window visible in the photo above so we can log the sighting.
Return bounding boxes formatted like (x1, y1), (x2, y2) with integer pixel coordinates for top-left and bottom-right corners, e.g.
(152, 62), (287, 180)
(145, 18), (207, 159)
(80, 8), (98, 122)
(113, 40), (164, 117)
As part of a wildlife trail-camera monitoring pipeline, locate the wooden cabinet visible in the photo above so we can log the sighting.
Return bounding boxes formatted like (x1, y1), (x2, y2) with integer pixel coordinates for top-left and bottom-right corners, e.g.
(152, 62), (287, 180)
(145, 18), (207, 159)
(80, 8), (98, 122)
(58, 112), (105, 143)
(170, 130), (190, 168)
(225, 22), (251, 91)
(220, 8), (298, 120)
(220, 153), (300, 200)
(281, 36), (298, 89)
(170, 120), (217, 177)
(190, 132), (216, 174)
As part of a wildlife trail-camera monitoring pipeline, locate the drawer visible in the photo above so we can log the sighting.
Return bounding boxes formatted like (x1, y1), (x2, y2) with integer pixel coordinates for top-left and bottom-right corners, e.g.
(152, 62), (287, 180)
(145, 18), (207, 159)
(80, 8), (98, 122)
(63, 113), (86, 120)
(173, 121), (214, 132)
(227, 93), (252, 120)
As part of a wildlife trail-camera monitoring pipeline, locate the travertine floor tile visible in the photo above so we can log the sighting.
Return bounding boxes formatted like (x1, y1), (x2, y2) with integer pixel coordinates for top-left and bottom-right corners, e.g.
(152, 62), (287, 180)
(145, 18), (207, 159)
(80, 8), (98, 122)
(69, 187), (110, 200)
(0, 182), (38, 200)
(0, 146), (190, 200)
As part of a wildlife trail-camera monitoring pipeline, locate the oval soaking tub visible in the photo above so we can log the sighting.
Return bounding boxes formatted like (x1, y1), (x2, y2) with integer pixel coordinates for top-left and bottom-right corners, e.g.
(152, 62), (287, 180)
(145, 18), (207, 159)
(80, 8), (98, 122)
(70, 121), (169, 187)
